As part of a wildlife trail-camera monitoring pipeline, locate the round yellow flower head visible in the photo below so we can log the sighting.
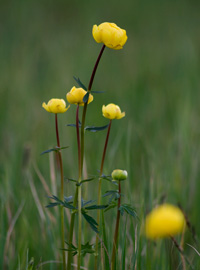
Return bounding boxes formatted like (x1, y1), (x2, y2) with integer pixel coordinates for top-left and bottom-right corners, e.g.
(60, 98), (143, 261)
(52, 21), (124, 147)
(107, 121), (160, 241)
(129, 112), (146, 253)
(145, 204), (185, 239)
(92, 22), (128, 50)
(42, 99), (70, 113)
(66, 86), (93, 106)
(102, 103), (125, 120)
(112, 169), (128, 181)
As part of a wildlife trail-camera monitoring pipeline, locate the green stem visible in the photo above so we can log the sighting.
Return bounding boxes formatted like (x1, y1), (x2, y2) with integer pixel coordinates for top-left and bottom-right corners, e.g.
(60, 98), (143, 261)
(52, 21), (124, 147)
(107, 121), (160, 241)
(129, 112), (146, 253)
(67, 189), (78, 270)
(55, 114), (66, 270)
(76, 105), (82, 270)
(80, 44), (106, 171)
(111, 182), (121, 270)
(95, 120), (112, 270)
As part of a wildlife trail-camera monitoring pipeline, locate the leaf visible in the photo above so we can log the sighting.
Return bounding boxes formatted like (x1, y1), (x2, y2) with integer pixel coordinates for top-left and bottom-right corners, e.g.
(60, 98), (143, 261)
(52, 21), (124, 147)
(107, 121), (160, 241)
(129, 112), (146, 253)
(84, 124), (109, 132)
(67, 123), (81, 128)
(119, 204), (137, 218)
(81, 242), (95, 256)
(82, 199), (96, 207)
(64, 196), (73, 202)
(46, 195), (75, 210)
(46, 202), (60, 208)
(91, 90), (106, 94)
(63, 201), (76, 210)
(83, 92), (89, 103)
(40, 146), (69, 155)
(65, 178), (78, 183)
(64, 241), (95, 257)
(73, 76), (87, 90)
(82, 210), (99, 233)
(104, 201), (118, 212)
(80, 177), (96, 184)
(103, 190), (120, 203)
(85, 204), (108, 210)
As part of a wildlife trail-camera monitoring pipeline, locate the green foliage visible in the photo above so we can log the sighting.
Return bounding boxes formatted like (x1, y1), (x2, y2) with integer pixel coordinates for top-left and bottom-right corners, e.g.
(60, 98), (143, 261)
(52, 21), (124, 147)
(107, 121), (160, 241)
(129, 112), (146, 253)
(64, 242), (95, 257)
(82, 210), (99, 233)
(73, 76), (87, 90)
(40, 146), (69, 155)
(119, 204), (137, 218)
(46, 195), (76, 210)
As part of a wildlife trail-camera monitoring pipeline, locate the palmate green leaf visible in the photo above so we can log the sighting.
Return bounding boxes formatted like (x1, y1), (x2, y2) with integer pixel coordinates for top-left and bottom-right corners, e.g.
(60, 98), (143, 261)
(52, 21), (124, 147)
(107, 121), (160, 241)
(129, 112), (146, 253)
(40, 146), (69, 155)
(73, 76), (87, 90)
(119, 204), (137, 218)
(81, 242), (95, 256)
(64, 241), (95, 257)
(104, 201), (118, 212)
(83, 91), (89, 103)
(85, 124), (109, 132)
(46, 195), (76, 210)
(82, 210), (99, 233)
(103, 190), (120, 203)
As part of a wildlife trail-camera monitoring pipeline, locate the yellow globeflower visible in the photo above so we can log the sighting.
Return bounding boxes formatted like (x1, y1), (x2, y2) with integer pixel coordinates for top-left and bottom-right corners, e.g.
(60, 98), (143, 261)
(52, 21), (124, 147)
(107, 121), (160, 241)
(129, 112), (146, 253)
(42, 98), (70, 113)
(102, 104), (125, 120)
(92, 22), (128, 50)
(66, 86), (93, 106)
(145, 204), (185, 239)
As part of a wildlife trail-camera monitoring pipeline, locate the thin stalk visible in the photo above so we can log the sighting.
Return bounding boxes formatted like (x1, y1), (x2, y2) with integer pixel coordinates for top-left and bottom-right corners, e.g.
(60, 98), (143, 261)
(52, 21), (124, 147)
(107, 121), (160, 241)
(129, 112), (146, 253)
(111, 182), (121, 270)
(95, 120), (112, 270)
(80, 44), (106, 170)
(170, 236), (194, 270)
(66, 189), (78, 270)
(55, 114), (66, 270)
(76, 105), (82, 270)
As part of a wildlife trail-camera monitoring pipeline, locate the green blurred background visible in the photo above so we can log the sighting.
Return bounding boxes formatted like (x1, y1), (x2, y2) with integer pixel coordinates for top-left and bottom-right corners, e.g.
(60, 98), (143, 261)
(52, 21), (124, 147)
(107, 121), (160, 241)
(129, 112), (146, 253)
(1, 0), (200, 269)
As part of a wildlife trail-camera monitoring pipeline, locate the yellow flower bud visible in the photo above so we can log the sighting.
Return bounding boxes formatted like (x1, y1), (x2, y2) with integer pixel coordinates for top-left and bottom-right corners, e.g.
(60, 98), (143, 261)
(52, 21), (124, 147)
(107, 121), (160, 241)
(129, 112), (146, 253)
(145, 204), (185, 239)
(92, 22), (128, 50)
(42, 99), (70, 113)
(102, 104), (125, 120)
(112, 169), (128, 181)
(66, 86), (93, 106)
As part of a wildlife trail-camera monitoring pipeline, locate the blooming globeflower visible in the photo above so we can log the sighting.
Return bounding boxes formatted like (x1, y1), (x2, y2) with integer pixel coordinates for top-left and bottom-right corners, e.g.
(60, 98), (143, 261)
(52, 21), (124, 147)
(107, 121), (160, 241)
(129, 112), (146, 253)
(92, 22), (128, 50)
(66, 86), (93, 106)
(42, 99), (70, 113)
(102, 104), (125, 120)
(145, 204), (185, 239)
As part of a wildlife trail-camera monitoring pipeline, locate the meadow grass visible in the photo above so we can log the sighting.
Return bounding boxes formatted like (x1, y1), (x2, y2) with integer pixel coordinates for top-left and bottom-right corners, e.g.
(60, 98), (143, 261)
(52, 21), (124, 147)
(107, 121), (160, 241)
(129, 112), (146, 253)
(0, 0), (200, 269)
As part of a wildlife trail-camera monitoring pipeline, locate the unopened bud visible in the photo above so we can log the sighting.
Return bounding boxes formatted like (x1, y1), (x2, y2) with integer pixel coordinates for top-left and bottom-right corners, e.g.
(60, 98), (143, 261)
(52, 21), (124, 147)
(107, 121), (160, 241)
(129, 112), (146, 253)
(111, 169), (128, 181)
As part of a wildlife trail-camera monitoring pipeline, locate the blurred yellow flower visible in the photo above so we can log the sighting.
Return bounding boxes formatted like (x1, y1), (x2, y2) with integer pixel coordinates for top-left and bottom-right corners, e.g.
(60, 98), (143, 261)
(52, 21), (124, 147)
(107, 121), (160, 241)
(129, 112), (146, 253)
(92, 22), (128, 50)
(145, 204), (185, 239)
(102, 104), (125, 120)
(66, 86), (93, 106)
(42, 99), (70, 113)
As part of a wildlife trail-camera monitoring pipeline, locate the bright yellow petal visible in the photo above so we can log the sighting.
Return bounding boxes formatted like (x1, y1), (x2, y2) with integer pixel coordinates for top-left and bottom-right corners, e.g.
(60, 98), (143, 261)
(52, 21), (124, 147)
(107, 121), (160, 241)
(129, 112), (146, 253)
(42, 102), (50, 112)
